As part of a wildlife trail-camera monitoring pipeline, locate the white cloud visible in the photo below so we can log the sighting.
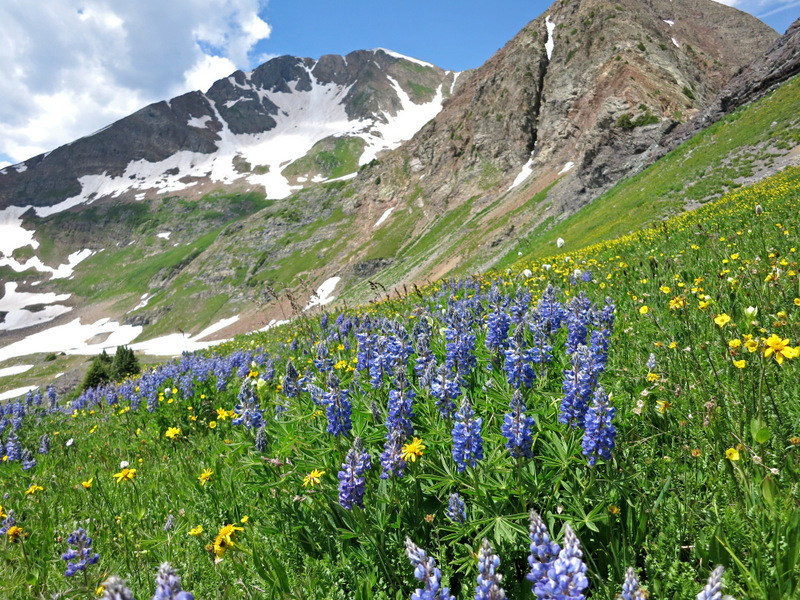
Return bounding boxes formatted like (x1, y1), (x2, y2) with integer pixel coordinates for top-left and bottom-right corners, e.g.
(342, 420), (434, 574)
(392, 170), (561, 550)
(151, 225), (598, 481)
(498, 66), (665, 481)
(0, 0), (271, 164)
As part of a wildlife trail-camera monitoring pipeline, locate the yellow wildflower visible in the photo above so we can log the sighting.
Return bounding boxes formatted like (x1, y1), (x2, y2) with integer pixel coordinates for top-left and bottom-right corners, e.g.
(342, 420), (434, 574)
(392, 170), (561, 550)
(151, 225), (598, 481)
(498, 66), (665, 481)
(113, 468), (136, 483)
(25, 484), (44, 495)
(729, 339), (741, 350)
(647, 372), (659, 383)
(726, 448), (740, 461)
(763, 334), (799, 364)
(213, 523), (244, 560)
(714, 314), (731, 327)
(189, 525), (203, 536)
(639, 305), (649, 315)
(216, 408), (229, 420)
(82, 478), (93, 489)
(656, 400), (672, 414)
(303, 469), (325, 488)
(401, 437), (426, 463)
(209, 421), (217, 429)
(6, 525), (24, 542)
(733, 359), (746, 369)
(198, 469), (213, 486)
(165, 427), (181, 440)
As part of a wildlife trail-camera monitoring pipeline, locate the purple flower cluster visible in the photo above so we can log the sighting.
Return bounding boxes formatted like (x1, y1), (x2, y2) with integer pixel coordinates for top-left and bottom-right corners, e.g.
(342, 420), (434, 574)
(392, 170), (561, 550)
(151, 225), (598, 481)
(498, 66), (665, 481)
(322, 375), (352, 437)
(62, 527), (100, 577)
(338, 437), (372, 510)
(451, 398), (484, 472)
(446, 493), (467, 524)
(581, 386), (617, 467)
(533, 524), (588, 600)
(405, 537), (454, 600)
(527, 511), (561, 591)
(501, 390), (535, 459)
(476, 538), (506, 600)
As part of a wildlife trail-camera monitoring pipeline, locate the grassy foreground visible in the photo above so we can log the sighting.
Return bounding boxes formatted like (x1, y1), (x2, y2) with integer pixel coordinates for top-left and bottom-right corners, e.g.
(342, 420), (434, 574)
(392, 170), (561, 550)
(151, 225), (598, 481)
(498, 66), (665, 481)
(1, 166), (800, 599)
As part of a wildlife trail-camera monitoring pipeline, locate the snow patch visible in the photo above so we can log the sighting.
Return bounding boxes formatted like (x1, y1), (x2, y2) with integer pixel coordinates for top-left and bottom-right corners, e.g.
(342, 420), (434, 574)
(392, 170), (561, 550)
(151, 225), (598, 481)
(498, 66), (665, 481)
(0, 248), (94, 280)
(304, 277), (341, 310)
(14, 163), (27, 174)
(157, 231), (172, 240)
(132, 293), (153, 311)
(508, 153), (535, 190)
(0, 205), (39, 257)
(558, 162), (575, 174)
(373, 48), (435, 69)
(194, 315), (240, 340)
(663, 19), (675, 26)
(373, 207), (396, 228)
(187, 115), (213, 129)
(0, 364), (34, 378)
(545, 16), (556, 60)
(0, 386), (38, 402)
(0, 282), (71, 311)
(260, 318), (290, 331)
(0, 305), (73, 331)
(672, 37), (680, 47)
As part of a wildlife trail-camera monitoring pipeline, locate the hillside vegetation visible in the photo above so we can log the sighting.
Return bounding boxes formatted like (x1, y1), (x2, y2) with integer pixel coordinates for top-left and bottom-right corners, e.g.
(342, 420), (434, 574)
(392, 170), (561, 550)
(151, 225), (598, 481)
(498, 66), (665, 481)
(2, 156), (800, 599)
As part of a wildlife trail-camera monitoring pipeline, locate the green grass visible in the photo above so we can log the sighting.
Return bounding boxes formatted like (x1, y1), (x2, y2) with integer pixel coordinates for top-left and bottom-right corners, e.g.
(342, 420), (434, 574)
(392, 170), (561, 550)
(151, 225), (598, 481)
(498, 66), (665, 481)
(282, 136), (366, 180)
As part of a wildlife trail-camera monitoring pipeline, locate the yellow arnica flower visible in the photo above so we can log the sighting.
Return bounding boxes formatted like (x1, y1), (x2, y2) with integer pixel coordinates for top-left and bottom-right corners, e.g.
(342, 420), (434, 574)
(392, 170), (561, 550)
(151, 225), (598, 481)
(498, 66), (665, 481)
(6, 525), (24, 542)
(216, 408), (229, 420)
(198, 469), (213, 486)
(25, 484), (44, 495)
(165, 427), (181, 440)
(714, 314), (732, 327)
(213, 523), (244, 560)
(726, 448), (740, 461)
(745, 339), (759, 353)
(189, 525), (203, 536)
(303, 469), (325, 488)
(114, 468), (136, 483)
(763, 334), (799, 365)
(656, 400), (672, 414)
(82, 478), (93, 489)
(401, 437), (426, 463)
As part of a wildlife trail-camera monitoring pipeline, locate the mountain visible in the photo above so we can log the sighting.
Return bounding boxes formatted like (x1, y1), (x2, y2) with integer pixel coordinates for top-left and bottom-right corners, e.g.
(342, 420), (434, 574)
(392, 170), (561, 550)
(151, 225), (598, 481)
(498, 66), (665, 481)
(0, 0), (790, 386)
(0, 49), (458, 209)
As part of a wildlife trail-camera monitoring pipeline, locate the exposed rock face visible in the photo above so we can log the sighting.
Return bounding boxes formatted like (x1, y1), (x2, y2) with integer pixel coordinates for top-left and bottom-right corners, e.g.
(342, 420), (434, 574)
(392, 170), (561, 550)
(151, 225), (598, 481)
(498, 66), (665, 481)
(0, 50), (456, 210)
(655, 17), (800, 158)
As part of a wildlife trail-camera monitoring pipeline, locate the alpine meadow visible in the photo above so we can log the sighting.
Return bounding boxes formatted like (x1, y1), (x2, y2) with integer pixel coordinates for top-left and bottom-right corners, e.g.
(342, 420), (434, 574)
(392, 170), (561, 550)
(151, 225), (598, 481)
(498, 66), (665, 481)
(1, 1), (800, 599)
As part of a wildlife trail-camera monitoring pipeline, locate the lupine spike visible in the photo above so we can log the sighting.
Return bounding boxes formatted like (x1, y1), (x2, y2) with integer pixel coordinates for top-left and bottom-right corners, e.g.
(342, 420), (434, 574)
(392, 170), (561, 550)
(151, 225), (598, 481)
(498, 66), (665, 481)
(475, 538), (506, 600)
(696, 565), (724, 600)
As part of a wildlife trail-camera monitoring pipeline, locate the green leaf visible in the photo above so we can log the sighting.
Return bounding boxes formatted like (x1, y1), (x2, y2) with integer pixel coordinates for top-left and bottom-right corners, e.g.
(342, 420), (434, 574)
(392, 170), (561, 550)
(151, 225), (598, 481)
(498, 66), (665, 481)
(755, 427), (770, 445)
(761, 475), (778, 507)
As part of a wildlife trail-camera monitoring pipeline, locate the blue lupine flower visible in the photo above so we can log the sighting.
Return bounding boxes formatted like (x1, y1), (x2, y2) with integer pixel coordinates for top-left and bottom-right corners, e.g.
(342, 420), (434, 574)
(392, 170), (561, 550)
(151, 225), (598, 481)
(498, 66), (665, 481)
(314, 341), (333, 372)
(430, 365), (459, 419)
(445, 325), (477, 382)
(323, 375), (352, 437)
(451, 398), (484, 472)
(580, 270), (593, 282)
(380, 430), (407, 480)
(337, 437), (372, 510)
(386, 386), (415, 440)
(581, 386), (616, 466)
(5, 431), (21, 462)
(504, 324), (536, 389)
(101, 575), (136, 600)
(485, 306), (512, 358)
(476, 538), (506, 600)
(534, 524), (588, 600)
(254, 426), (268, 453)
(696, 566), (724, 600)
(502, 390), (535, 458)
(621, 567), (646, 600)
(405, 537), (454, 600)
(565, 292), (593, 355)
(527, 510), (561, 592)
(282, 360), (300, 398)
(62, 527), (100, 577)
(446, 493), (466, 524)
(232, 380), (265, 429)
(39, 434), (51, 455)
(12, 401), (25, 430)
(559, 345), (593, 428)
(21, 448), (36, 471)
(153, 561), (194, 600)
(0, 510), (16, 535)
(646, 353), (656, 372)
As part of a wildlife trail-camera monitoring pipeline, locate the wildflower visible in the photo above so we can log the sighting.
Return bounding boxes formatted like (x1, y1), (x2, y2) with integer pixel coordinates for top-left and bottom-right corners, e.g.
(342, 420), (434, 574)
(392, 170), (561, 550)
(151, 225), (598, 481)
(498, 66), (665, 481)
(198, 469), (213, 486)
(446, 493), (466, 524)
(696, 565), (724, 600)
(209, 421), (217, 429)
(656, 399), (672, 413)
(728, 339), (741, 350)
(5, 432), (21, 462)
(638, 305), (649, 315)
(451, 397), (484, 473)
(323, 374), (353, 437)
(401, 437), (426, 463)
(39, 434), (50, 455)
(165, 427), (181, 440)
(62, 527), (100, 577)
(659, 285), (670, 294)
(646, 353), (656, 371)
(669, 296), (686, 310)
(534, 523), (588, 600)
(114, 468), (136, 483)
(527, 510), (561, 591)
(582, 386), (616, 466)
(254, 426), (268, 453)
(621, 567), (647, 600)
(745, 338), (759, 353)
(82, 478), (94, 489)
(303, 468), (325, 488)
(647, 372), (659, 383)
(476, 538), (506, 600)
(100, 575), (135, 600)
(189, 526), (203, 536)
(153, 561), (193, 600)
(212, 523), (243, 561)
(216, 408), (229, 420)
(405, 537), (455, 600)
(714, 314), (731, 327)
(25, 484), (44, 495)
(7, 525), (24, 542)
(763, 334), (799, 364)
(338, 438), (372, 510)
(726, 448), (740, 461)
(733, 359), (746, 369)
(501, 389), (535, 459)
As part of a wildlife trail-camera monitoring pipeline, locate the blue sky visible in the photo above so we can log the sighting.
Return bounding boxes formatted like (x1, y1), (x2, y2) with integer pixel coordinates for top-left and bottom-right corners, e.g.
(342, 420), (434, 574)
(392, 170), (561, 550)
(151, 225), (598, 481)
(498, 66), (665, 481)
(0, 0), (796, 168)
